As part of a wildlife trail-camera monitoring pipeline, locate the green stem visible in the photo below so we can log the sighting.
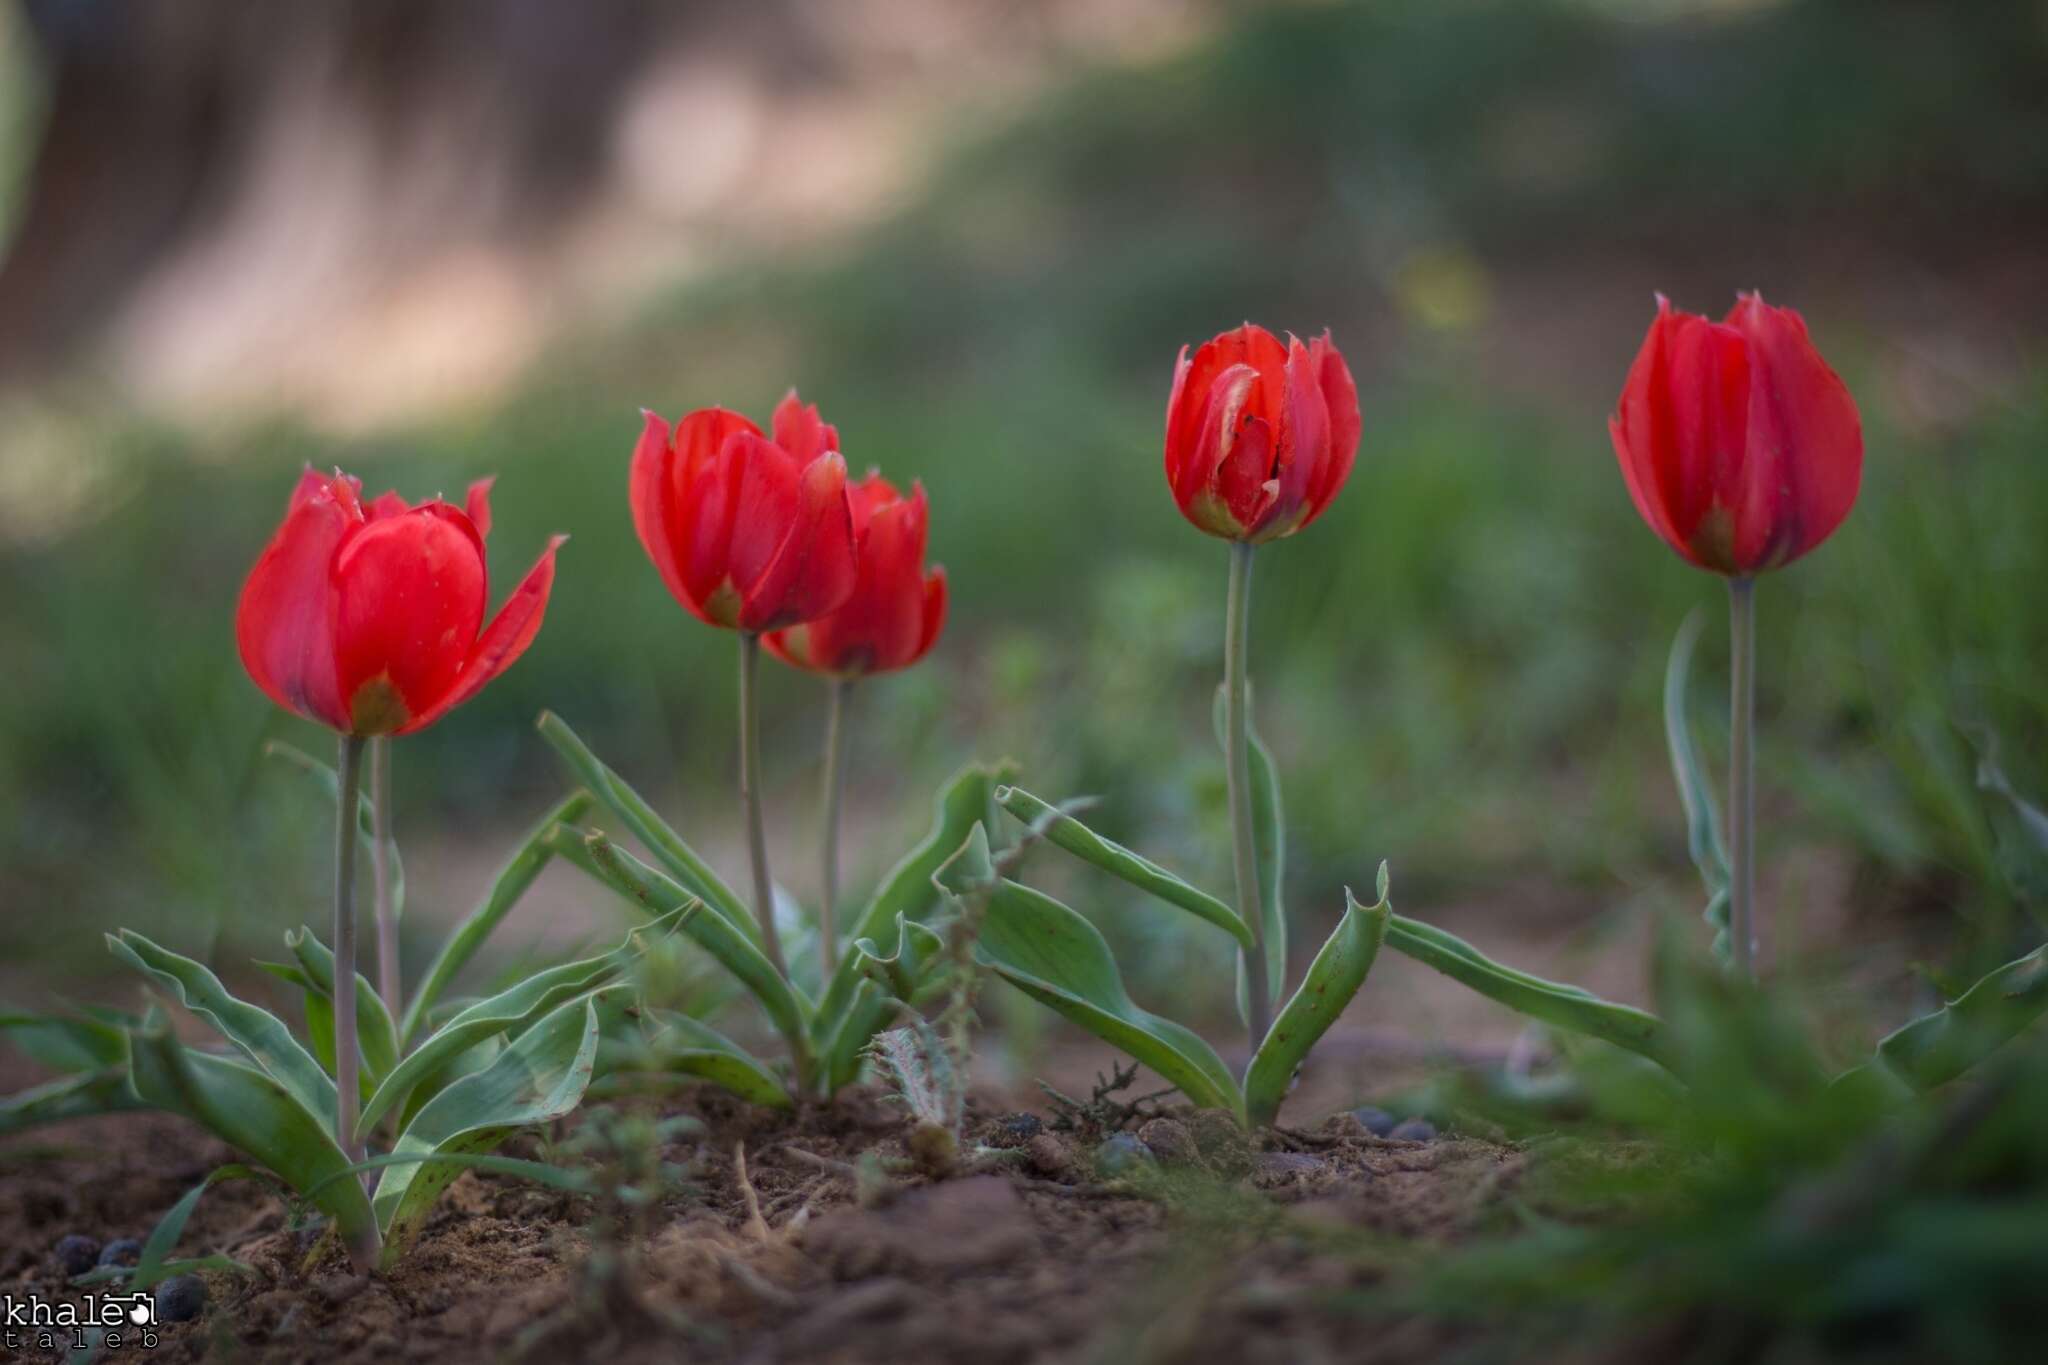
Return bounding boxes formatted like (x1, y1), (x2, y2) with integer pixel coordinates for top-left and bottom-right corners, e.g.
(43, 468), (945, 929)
(370, 736), (400, 1022)
(738, 632), (790, 982)
(1728, 575), (1757, 979)
(819, 677), (853, 976)
(1225, 541), (1273, 1054)
(332, 736), (374, 1247)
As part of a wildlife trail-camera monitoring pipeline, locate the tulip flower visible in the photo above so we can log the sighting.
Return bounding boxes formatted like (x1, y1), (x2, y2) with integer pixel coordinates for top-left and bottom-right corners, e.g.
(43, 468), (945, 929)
(235, 467), (562, 1207)
(1163, 323), (1363, 1056)
(1609, 292), (1863, 978)
(763, 474), (947, 971)
(628, 391), (859, 985)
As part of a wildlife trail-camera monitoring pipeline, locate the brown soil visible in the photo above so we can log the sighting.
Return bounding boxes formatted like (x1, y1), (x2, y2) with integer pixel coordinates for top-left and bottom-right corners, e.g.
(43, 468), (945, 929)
(0, 1079), (1520, 1364)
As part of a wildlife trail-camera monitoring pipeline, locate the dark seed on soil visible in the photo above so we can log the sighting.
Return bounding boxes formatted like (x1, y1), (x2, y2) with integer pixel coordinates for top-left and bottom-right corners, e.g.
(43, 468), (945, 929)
(1389, 1118), (1438, 1142)
(1350, 1106), (1397, 1136)
(1095, 1133), (1154, 1177)
(994, 1112), (1043, 1145)
(55, 1235), (101, 1276)
(155, 1274), (207, 1323)
(97, 1238), (143, 1268)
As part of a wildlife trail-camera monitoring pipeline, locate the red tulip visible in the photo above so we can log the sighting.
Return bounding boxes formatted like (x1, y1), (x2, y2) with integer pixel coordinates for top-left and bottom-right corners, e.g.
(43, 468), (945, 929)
(1164, 323), (1361, 542)
(763, 474), (946, 677)
(1610, 293), (1862, 575)
(630, 391), (858, 633)
(236, 470), (563, 736)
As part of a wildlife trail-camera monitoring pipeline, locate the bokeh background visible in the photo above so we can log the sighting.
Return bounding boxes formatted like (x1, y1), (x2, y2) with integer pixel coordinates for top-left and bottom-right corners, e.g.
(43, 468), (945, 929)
(2, 0), (2044, 1060)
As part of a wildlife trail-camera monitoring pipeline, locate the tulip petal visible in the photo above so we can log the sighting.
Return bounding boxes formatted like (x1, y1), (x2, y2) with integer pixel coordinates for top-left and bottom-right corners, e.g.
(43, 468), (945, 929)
(1725, 293), (1862, 569)
(772, 389), (839, 463)
(914, 565), (948, 665)
(331, 509), (489, 734)
(629, 410), (691, 609)
(398, 535), (564, 734)
(739, 451), (857, 632)
(1258, 336), (1329, 538)
(1297, 332), (1360, 533)
(673, 410), (767, 623)
(464, 476), (495, 540)
(236, 486), (355, 731)
(1611, 299), (1752, 571)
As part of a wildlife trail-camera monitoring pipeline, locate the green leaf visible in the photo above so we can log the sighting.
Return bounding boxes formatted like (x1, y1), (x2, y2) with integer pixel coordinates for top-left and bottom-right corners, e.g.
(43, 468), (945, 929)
(601, 1008), (792, 1110)
(972, 866), (1243, 1119)
(1664, 609), (1733, 961)
(1383, 914), (1679, 1072)
(548, 828), (813, 1059)
(127, 1019), (378, 1262)
(536, 710), (758, 946)
(1212, 687), (1287, 1028)
(360, 906), (689, 1137)
(107, 930), (338, 1135)
(811, 763), (1006, 1053)
(264, 739), (404, 922)
(309, 1150), (602, 1201)
(1245, 867), (1393, 1126)
(0, 1009), (128, 1073)
(130, 1163), (275, 1292)
(849, 915), (949, 1004)
(374, 990), (610, 1265)
(401, 790), (595, 1045)
(995, 786), (1252, 949)
(1868, 943), (2048, 1092)
(285, 928), (400, 1085)
(70, 1254), (253, 1288)
(0, 1068), (148, 1136)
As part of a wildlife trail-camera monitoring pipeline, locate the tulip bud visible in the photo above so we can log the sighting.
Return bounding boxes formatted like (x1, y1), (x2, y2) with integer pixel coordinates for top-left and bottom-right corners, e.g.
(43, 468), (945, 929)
(1164, 324), (1361, 543)
(763, 474), (946, 678)
(235, 470), (562, 736)
(1609, 293), (1862, 575)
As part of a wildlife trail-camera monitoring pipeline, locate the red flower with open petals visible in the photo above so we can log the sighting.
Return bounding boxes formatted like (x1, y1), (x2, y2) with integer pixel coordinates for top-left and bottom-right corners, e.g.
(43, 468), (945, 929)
(1164, 324), (1361, 543)
(236, 470), (563, 736)
(1610, 293), (1862, 575)
(629, 390), (858, 633)
(764, 474), (945, 678)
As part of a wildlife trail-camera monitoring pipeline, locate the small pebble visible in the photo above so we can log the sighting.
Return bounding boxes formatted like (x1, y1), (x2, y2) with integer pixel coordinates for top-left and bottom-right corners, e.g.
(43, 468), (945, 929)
(1350, 1106), (1397, 1137)
(1389, 1118), (1438, 1142)
(97, 1238), (143, 1268)
(1094, 1132), (1154, 1177)
(995, 1112), (1043, 1145)
(55, 1235), (102, 1277)
(154, 1275), (207, 1323)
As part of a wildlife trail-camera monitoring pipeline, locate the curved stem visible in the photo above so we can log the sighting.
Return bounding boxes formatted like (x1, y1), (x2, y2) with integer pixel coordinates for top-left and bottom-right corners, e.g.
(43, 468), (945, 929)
(369, 736), (400, 1020)
(1225, 541), (1273, 1054)
(1727, 576), (1757, 979)
(819, 677), (853, 976)
(738, 632), (790, 981)
(332, 736), (373, 1232)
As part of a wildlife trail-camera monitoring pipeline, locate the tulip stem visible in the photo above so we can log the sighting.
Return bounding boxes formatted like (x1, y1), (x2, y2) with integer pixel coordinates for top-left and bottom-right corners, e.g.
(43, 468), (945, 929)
(819, 677), (853, 977)
(1727, 576), (1758, 979)
(369, 736), (400, 1022)
(738, 632), (790, 983)
(332, 735), (378, 1263)
(1225, 541), (1274, 1056)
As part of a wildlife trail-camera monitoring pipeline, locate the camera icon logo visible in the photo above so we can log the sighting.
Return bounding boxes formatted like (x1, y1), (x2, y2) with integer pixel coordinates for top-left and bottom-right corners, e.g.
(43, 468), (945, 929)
(114, 1292), (155, 1327)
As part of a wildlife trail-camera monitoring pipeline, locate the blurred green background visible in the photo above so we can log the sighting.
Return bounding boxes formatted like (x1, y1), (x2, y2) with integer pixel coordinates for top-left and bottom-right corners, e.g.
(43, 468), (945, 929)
(1, 0), (2044, 1016)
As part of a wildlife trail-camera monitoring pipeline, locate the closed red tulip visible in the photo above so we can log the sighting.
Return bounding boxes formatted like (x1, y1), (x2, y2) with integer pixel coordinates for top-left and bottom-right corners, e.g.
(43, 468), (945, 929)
(1164, 323), (1361, 542)
(1610, 293), (1862, 575)
(763, 474), (945, 677)
(237, 470), (563, 736)
(630, 391), (858, 633)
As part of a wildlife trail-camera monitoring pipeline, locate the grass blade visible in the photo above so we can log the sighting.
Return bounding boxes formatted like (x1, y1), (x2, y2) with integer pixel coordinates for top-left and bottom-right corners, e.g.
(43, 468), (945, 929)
(129, 1163), (275, 1291)
(0, 1068), (148, 1136)
(601, 1008), (792, 1110)
(1246, 867), (1393, 1126)
(0, 1009), (128, 1073)
(285, 928), (400, 1084)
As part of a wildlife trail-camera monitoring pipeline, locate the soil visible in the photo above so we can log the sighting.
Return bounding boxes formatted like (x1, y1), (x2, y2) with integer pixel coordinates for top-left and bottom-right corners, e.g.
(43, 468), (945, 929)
(0, 1078), (1522, 1364)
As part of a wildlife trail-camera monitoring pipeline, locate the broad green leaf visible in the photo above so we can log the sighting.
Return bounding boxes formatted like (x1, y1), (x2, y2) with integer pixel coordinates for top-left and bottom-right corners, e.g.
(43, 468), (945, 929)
(972, 865), (1242, 1119)
(1246, 868), (1393, 1126)
(1869, 943), (2048, 1092)
(1962, 725), (2048, 908)
(996, 785), (1252, 949)
(850, 915), (949, 1004)
(375, 990), (609, 1264)
(1383, 915), (1678, 1072)
(127, 1020), (377, 1261)
(0, 1067), (147, 1136)
(1664, 610), (1733, 961)
(264, 739), (404, 922)
(0, 1009), (127, 1073)
(310, 1150), (601, 1201)
(285, 928), (400, 1084)
(811, 762), (1006, 1053)
(107, 930), (338, 1134)
(536, 710), (757, 945)
(401, 790), (594, 1045)
(130, 1163), (275, 1291)
(360, 906), (688, 1137)
(1212, 687), (1287, 1027)
(548, 829), (813, 1058)
(600, 1008), (791, 1110)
